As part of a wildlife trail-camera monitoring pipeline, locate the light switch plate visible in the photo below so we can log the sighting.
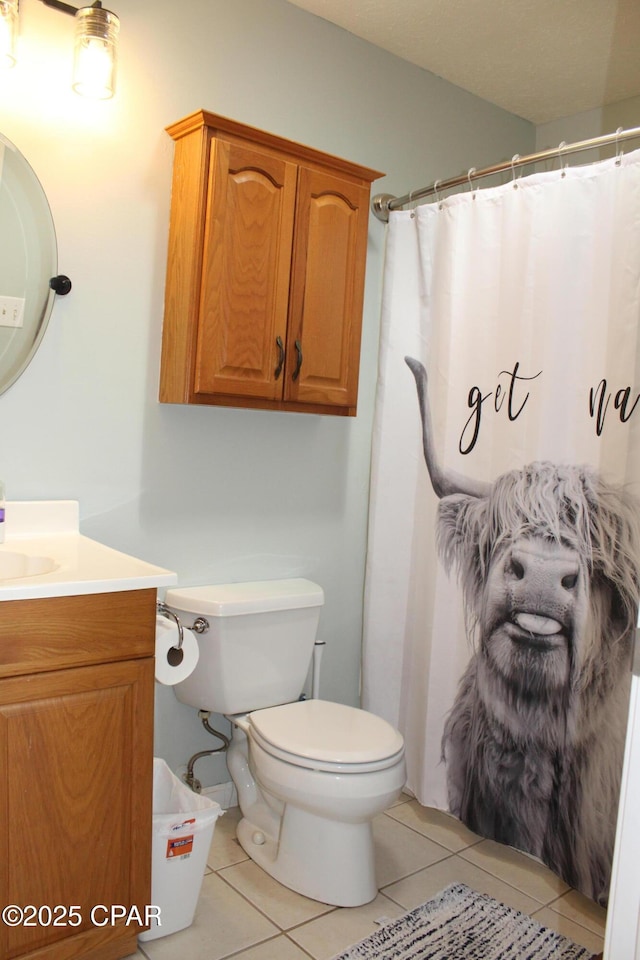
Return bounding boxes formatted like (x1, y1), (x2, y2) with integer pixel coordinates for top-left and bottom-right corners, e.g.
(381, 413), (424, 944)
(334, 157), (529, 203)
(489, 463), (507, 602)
(0, 296), (25, 328)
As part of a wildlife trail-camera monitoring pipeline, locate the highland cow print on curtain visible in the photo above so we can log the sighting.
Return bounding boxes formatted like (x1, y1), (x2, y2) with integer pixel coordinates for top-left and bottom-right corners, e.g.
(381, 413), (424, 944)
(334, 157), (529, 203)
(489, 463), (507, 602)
(363, 149), (640, 905)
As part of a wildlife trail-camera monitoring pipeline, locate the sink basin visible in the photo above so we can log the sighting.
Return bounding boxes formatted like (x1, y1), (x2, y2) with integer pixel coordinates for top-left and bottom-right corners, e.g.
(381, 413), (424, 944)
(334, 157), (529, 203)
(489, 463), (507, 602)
(0, 550), (58, 580)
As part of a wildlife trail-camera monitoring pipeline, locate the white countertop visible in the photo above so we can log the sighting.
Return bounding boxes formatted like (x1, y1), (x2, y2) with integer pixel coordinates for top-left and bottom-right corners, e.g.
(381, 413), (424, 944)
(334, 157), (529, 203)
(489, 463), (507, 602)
(0, 500), (176, 601)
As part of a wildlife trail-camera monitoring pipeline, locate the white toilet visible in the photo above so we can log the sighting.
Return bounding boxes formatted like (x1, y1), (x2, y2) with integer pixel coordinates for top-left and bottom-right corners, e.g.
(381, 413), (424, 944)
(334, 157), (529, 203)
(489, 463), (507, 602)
(168, 578), (406, 907)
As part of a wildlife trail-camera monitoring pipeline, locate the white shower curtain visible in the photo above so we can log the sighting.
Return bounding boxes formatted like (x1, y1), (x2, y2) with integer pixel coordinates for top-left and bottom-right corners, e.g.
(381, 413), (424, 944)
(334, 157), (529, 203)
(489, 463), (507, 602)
(363, 148), (640, 904)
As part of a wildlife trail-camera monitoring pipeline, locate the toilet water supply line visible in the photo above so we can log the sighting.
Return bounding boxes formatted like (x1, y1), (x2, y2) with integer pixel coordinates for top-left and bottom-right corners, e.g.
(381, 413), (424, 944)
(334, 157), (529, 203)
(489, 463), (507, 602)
(156, 600), (326, 792)
(185, 714), (230, 794)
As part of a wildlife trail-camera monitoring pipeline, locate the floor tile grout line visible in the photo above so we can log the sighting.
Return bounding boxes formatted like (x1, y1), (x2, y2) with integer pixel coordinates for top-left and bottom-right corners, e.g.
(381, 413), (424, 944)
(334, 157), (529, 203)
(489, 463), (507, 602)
(378, 850), (462, 896)
(381, 809), (486, 853)
(289, 934), (318, 960)
(216, 932), (282, 960)
(210, 865), (292, 931)
(542, 894), (607, 936)
(213, 929), (319, 960)
(455, 850), (572, 905)
(377, 849), (558, 912)
(282, 930), (326, 960)
(528, 906), (606, 950)
(212, 861), (340, 934)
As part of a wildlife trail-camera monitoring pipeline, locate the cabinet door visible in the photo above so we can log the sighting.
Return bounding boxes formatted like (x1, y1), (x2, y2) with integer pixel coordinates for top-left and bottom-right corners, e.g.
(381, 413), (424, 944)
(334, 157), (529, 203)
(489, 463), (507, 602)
(0, 658), (154, 960)
(285, 167), (370, 411)
(194, 139), (298, 401)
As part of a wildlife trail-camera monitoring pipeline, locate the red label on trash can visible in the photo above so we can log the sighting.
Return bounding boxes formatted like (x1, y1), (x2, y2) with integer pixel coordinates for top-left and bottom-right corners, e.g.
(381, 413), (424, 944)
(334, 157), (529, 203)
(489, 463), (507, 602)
(166, 834), (194, 858)
(166, 821), (196, 859)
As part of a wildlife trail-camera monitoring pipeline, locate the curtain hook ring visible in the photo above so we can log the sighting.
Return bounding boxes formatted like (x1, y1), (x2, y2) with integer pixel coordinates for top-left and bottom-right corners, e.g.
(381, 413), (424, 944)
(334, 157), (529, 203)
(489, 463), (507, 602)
(615, 126), (624, 165)
(468, 167), (477, 198)
(558, 141), (567, 177)
(433, 179), (442, 208)
(409, 189), (415, 218)
(511, 155), (520, 189)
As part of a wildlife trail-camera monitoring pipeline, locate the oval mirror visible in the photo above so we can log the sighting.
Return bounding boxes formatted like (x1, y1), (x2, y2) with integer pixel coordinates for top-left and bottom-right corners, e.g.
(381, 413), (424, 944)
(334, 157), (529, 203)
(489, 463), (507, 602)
(0, 132), (58, 395)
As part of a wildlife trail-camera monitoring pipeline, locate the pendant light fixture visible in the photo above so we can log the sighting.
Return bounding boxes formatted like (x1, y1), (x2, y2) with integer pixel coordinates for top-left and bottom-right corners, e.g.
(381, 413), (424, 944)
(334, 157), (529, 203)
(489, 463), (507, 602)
(41, 0), (120, 99)
(70, 1), (119, 99)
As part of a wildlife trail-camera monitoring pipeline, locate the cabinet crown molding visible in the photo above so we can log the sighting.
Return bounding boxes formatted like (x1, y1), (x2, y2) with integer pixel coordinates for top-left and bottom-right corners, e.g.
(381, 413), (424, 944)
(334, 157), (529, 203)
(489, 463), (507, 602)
(166, 109), (384, 185)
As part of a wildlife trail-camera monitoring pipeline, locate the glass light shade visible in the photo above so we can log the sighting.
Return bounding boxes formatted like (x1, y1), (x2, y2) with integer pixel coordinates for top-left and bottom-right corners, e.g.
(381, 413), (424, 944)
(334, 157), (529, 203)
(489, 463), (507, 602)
(72, 4), (119, 99)
(0, 0), (18, 68)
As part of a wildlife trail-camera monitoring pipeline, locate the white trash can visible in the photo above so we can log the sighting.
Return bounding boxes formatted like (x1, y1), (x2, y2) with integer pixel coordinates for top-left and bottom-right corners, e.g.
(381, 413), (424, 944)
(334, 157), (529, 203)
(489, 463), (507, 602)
(139, 758), (223, 942)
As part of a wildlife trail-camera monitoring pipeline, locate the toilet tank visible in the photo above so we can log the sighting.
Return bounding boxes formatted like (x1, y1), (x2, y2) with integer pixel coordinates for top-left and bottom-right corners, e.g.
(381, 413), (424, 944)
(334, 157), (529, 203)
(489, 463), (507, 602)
(168, 579), (324, 714)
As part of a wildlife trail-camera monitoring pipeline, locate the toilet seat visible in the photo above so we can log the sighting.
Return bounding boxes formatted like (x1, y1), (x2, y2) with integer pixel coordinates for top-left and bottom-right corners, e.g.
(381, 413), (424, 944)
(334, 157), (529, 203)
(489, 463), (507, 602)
(245, 699), (405, 774)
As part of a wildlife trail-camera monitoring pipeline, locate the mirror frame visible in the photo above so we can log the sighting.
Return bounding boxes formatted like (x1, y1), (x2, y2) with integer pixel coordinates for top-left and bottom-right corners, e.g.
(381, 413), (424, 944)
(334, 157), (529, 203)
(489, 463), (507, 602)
(0, 132), (59, 396)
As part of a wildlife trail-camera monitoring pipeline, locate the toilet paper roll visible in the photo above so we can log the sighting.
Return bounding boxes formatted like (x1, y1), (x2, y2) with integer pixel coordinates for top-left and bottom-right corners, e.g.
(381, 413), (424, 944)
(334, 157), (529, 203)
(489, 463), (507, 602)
(154, 616), (200, 685)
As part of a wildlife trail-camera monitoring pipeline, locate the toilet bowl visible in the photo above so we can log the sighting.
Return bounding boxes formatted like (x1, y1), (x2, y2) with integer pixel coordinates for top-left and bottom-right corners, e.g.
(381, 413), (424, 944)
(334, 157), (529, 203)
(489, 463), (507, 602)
(167, 578), (406, 906)
(228, 700), (405, 906)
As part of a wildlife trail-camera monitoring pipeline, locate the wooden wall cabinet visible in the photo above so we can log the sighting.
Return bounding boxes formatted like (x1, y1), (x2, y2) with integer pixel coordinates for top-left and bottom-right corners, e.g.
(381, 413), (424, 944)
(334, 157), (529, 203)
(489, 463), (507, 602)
(0, 589), (157, 960)
(159, 111), (384, 416)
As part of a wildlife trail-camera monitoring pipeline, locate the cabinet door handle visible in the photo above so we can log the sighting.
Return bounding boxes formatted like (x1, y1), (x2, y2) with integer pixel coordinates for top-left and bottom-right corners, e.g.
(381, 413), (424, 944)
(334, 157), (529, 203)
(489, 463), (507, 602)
(292, 339), (303, 381)
(274, 336), (285, 380)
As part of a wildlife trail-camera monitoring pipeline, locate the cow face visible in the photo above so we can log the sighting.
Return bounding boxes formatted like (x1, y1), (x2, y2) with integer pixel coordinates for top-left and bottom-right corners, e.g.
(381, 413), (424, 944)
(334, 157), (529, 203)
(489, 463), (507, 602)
(481, 534), (587, 699)
(436, 462), (639, 735)
(438, 484), (590, 709)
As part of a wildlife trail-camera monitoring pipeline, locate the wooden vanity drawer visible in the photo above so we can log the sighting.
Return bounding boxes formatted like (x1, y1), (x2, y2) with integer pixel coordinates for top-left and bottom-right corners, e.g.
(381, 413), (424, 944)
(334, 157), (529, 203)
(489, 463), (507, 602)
(0, 589), (156, 678)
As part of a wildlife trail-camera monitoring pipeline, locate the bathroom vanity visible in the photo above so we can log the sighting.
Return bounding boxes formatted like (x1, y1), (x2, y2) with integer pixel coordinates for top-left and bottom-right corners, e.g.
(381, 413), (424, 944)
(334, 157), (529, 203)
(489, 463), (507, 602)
(0, 502), (175, 960)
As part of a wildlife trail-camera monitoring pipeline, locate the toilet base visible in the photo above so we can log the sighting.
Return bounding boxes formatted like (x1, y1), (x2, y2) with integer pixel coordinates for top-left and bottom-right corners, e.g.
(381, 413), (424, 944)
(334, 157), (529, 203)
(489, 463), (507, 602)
(236, 804), (377, 907)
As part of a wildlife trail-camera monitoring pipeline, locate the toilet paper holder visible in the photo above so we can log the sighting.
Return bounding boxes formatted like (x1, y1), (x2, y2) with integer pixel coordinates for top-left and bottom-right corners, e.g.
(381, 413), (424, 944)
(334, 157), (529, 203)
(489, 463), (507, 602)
(156, 601), (209, 651)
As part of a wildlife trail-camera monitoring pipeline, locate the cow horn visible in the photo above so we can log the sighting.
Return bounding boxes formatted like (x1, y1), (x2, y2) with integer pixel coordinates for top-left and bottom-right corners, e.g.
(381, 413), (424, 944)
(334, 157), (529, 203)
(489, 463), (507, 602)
(405, 356), (491, 500)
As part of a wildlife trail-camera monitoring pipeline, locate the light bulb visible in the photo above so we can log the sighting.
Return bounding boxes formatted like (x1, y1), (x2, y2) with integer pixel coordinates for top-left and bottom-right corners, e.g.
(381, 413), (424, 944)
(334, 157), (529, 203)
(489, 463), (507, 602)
(72, 4), (119, 99)
(0, 0), (18, 68)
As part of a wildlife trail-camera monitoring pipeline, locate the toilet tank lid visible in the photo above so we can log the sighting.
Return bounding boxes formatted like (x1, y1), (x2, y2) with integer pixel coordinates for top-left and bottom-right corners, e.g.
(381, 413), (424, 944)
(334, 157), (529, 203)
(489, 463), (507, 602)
(164, 578), (324, 616)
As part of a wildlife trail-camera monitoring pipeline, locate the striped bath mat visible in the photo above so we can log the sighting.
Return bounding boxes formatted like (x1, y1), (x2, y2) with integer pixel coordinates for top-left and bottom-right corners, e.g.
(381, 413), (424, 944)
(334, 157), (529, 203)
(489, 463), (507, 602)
(331, 883), (595, 959)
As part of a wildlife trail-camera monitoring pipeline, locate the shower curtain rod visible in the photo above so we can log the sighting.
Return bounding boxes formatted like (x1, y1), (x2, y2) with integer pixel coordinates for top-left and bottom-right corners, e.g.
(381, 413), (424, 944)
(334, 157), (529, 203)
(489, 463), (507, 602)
(371, 124), (640, 222)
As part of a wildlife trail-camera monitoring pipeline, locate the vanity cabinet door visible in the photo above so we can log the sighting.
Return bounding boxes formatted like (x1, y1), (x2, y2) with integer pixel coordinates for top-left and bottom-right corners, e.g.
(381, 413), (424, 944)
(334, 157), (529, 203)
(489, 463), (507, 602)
(0, 657), (154, 960)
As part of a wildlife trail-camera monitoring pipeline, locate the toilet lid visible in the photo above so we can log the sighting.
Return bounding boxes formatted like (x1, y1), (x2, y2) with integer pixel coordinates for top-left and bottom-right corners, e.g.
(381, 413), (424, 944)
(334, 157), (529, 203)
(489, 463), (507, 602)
(248, 699), (404, 766)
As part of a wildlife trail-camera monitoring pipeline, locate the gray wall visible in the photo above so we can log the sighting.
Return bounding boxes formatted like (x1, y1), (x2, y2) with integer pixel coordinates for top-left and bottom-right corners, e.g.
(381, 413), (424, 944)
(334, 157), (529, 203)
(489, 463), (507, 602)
(536, 95), (640, 157)
(1, 0), (533, 786)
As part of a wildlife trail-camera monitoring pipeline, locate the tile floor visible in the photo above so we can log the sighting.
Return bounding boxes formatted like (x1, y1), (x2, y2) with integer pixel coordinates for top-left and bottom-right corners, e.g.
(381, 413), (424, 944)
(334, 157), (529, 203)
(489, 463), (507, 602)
(130, 794), (606, 960)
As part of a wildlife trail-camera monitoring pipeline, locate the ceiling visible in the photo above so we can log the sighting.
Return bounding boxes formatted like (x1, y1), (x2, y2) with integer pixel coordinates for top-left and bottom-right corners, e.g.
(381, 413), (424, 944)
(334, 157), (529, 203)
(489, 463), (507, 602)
(285, 0), (640, 125)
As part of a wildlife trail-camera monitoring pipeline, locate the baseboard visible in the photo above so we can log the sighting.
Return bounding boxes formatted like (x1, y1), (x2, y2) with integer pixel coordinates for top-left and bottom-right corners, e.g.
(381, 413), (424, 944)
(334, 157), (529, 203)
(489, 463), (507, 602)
(201, 780), (237, 809)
